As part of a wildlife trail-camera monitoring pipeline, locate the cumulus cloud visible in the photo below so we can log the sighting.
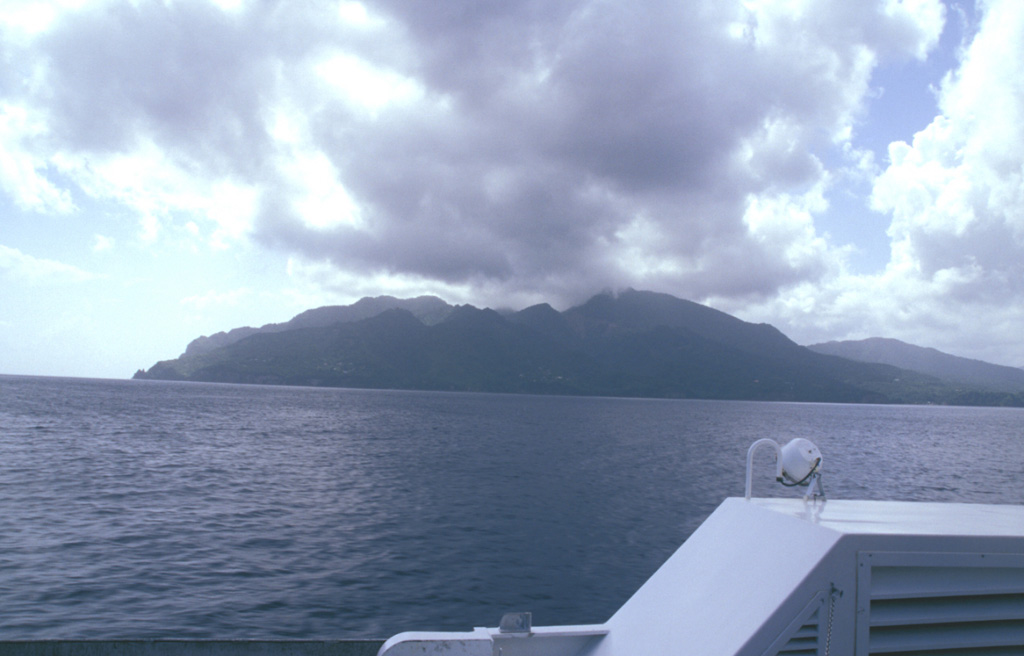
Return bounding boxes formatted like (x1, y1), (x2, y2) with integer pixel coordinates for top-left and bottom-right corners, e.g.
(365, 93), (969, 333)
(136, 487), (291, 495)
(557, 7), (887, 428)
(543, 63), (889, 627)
(869, 0), (1024, 359)
(873, 0), (1024, 292)
(256, 0), (948, 306)
(736, 0), (1024, 365)
(0, 104), (76, 213)
(0, 244), (98, 283)
(1, 0), (948, 307)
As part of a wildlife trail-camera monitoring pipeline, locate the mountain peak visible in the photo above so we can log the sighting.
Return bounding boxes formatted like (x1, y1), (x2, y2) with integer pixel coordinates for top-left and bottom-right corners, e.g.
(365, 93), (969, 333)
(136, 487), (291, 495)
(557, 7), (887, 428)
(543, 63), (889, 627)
(567, 288), (796, 356)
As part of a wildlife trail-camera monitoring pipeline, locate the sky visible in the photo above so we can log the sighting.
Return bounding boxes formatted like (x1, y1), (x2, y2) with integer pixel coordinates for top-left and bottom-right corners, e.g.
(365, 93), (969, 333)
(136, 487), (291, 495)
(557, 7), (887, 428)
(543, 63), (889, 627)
(2, 0), (1023, 379)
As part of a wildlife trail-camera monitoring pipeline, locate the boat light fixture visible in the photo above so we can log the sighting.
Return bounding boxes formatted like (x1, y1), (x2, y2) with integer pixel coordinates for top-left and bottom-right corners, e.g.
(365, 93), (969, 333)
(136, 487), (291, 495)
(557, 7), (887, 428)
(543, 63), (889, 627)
(745, 438), (824, 500)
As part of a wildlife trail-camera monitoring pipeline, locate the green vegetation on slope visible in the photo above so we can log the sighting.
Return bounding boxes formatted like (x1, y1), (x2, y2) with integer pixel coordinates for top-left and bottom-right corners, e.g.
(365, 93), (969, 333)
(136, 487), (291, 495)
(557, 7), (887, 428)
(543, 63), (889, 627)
(135, 290), (1024, 407)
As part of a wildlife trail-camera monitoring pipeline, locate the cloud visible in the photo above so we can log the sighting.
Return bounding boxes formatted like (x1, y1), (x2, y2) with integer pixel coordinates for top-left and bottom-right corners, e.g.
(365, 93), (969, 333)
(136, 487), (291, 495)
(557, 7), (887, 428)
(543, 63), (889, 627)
(0, 103), (76, 213)
(0, 244), (98, 283)
(872, 0), (1024, 292)
(254, 0), (948, 306)
(732, 0), (1024, 365)
(180, 287), (252, 311)
(873, 0), (1024, 335)
(17, 0), (1004, 342)
(92, 234), (114, 252)
(1, 0), (948, 308)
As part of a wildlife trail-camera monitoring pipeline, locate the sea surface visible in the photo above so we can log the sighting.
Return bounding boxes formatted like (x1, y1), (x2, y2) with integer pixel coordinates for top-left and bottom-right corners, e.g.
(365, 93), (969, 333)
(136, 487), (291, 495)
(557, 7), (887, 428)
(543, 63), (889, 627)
(1, 375), (1022, 640)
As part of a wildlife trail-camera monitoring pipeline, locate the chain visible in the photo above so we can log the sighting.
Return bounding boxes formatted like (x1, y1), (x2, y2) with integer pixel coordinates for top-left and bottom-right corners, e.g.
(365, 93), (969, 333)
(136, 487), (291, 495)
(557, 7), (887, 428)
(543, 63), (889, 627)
(824, 585), (841, 656)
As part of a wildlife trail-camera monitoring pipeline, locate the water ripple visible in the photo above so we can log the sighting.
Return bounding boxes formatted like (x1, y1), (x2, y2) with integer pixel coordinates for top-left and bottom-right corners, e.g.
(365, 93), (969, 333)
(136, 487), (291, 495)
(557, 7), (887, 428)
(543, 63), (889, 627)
(1, 376), (1022, 639)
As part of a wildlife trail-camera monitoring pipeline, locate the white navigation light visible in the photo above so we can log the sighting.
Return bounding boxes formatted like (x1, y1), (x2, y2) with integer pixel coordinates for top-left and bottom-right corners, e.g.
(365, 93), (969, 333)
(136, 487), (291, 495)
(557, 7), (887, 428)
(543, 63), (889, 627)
(780, 438), (822, 485)
(744, 438), (825, 500)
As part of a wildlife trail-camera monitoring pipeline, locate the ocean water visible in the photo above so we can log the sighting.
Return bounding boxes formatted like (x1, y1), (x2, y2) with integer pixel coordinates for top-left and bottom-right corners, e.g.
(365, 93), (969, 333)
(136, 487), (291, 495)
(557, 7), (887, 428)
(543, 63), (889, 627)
(1, 375), (1022, 639)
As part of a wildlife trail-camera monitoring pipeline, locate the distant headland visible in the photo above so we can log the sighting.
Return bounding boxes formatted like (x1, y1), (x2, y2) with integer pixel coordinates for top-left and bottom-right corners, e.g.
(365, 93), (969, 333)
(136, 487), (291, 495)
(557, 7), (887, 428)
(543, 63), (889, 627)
(135, 289), (1024, 407)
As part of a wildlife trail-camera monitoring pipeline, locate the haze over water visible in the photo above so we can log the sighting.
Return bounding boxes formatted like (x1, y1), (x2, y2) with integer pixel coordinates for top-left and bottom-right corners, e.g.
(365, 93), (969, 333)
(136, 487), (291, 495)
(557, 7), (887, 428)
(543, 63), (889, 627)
(1, 375), (1022, 639)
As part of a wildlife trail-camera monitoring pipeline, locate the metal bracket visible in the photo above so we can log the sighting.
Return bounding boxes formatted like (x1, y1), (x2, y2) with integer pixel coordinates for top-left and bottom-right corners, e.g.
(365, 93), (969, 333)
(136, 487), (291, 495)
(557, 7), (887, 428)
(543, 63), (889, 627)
(499, 612), (532, 634)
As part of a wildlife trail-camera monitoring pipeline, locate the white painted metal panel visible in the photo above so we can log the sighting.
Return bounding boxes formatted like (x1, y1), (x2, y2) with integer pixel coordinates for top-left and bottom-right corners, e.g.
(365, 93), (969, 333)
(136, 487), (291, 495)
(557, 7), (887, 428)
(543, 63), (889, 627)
(589, 498), (844, 656)
(378, 498), (1024, 656)
(855, 551), (1024, 656)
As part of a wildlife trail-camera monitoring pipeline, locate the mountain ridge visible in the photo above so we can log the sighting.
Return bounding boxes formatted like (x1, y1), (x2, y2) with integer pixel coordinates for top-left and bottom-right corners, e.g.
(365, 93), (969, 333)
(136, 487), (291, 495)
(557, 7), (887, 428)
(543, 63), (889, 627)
(135, 290), (1024, 407)
(183, 295), (453, 357)
(807, 337), (1024, 394)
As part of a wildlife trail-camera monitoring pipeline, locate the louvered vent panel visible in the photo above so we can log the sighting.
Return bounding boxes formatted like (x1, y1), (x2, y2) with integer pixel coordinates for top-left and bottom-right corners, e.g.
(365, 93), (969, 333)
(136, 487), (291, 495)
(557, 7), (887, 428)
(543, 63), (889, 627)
(763, 592), (826, 656)
(857, 553), (1024, 656)
(775, 606), (820, 655)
